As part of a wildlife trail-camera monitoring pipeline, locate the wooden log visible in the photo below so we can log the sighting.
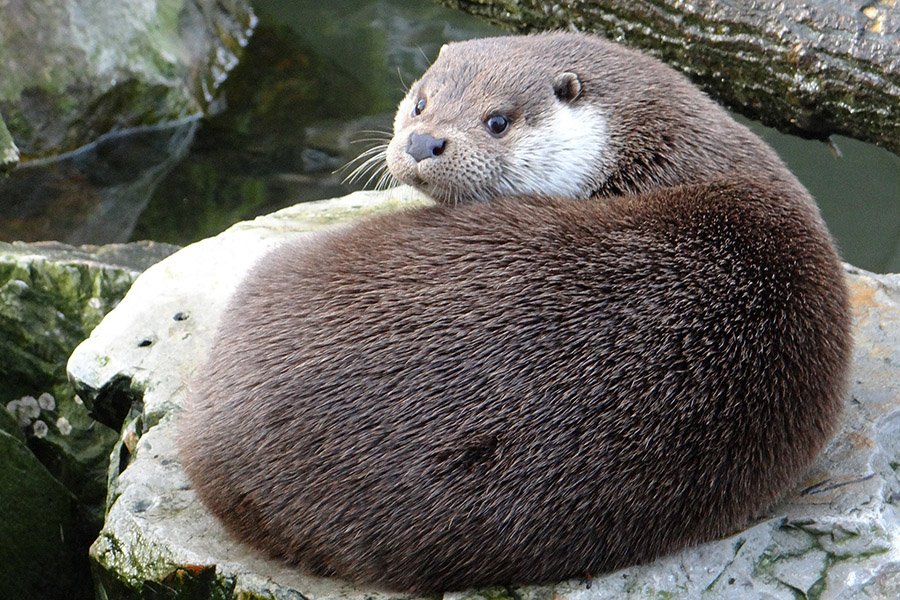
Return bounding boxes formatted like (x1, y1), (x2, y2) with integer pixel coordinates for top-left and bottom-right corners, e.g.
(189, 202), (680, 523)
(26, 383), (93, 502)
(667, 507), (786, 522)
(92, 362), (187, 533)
(438, 0), (900, 155)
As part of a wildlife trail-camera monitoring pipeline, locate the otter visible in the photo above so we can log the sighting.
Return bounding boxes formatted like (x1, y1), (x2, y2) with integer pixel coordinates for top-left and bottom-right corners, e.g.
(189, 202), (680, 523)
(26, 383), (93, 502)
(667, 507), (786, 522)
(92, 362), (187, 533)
(178, 33), (851, 593)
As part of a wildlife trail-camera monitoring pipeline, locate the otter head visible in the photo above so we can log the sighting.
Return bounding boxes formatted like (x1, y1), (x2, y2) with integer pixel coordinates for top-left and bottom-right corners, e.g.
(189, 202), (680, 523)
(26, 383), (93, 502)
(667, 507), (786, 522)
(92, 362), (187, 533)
(386, 37), (612, 204)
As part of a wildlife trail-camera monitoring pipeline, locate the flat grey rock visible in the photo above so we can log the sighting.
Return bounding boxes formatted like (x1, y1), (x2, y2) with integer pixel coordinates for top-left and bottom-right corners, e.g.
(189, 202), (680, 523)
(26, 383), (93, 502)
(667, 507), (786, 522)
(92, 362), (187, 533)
(68, 189), (900, 599)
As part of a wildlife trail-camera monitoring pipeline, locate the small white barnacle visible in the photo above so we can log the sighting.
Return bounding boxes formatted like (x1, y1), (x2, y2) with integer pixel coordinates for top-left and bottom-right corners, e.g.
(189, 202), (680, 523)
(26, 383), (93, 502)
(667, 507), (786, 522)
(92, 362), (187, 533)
(8, 399), (31, 427)
(56, 417), (72, 436)
(38, 392), (56, 411)
(32, 419), (49, 439)
(19, 396), (40, 419)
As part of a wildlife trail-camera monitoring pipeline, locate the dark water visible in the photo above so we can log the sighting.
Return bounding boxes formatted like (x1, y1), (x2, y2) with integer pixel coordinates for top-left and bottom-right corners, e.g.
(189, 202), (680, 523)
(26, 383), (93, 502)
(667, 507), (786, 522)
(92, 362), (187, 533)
(736, 118), (900, 273)
(4, 0), (899, 272)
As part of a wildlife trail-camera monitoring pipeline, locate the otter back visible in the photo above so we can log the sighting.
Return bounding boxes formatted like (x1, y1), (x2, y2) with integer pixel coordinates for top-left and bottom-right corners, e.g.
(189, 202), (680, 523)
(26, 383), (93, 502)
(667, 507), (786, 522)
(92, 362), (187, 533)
(180, 178), (850, 591)
(178, 32), (852, 593)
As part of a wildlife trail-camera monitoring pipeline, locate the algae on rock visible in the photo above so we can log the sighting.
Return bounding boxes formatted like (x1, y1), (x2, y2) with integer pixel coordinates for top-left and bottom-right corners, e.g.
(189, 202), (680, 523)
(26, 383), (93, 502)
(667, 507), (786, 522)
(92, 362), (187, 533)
(0, 113), (17, 172)
(0, 240), (178, 600)
(0, 0), (256, 161)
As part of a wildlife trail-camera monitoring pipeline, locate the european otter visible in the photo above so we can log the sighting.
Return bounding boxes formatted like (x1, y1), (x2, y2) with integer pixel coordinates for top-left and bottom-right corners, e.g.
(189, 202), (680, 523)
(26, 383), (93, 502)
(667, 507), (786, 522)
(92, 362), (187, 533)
(179, 33), (851, 593)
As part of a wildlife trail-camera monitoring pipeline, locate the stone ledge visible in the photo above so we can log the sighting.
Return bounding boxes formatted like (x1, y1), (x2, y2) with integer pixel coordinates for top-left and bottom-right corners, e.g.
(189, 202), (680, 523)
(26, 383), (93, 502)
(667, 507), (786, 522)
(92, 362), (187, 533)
(68, 189), (899, 599)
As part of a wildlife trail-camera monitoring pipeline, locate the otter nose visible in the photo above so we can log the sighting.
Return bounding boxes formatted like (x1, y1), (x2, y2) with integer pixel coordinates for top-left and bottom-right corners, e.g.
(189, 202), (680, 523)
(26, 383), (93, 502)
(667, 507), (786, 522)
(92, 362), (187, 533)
(407, 132), (447, 163)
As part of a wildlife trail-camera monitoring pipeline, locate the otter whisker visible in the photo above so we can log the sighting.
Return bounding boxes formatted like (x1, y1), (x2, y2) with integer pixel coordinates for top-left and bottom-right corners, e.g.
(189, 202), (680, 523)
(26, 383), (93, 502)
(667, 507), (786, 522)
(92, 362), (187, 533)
(349, 131), (393, 144)
(444, 180), (475, 207)
(344, 143), (389, 159)
(366, 165), (388, 191)
(342, 156), (388, 187)
(374, 168), (399, 192)
(337, 144), (387, 172)
(339, 158), (381, 185)
(344, 164), (385, 188)
(361, 160), (392, 191)
(339, 145), (389, 185)
(416, 46), (433, 68)
(351, 129), (393, 141)
(354, 128), (393, 136)
(333, 135), (390, 183)
(396, 66), (409, 93)
(351, 137), (395, 145)
(344, 147), (388, 167)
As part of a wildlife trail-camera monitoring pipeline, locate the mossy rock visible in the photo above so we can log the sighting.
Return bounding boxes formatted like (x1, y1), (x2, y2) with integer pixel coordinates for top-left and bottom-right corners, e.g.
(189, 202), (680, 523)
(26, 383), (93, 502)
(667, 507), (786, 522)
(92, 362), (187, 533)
(0, 240), (178, 600)
(0, 113), (17, 172)
(0, 0), (255, 161)
(0, 421), (84, 600)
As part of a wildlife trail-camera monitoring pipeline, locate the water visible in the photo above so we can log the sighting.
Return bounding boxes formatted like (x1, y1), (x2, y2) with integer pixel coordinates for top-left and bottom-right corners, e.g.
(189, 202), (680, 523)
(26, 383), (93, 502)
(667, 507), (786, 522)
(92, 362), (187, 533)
(736, 117), (900, 272)
(0, 119), (199, 244)
(4, 0), (898, 272)
(130, 0), (499, 245)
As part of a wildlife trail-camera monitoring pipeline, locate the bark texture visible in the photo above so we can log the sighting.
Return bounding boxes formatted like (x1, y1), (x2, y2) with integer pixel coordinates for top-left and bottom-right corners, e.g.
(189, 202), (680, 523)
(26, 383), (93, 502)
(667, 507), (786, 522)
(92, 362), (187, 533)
(439, 0), (900, 154)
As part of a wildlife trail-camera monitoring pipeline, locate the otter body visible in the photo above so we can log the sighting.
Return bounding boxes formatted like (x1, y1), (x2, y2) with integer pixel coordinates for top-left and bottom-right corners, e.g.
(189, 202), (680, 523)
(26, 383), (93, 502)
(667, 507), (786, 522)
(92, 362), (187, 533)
(179, 33), (851, 592)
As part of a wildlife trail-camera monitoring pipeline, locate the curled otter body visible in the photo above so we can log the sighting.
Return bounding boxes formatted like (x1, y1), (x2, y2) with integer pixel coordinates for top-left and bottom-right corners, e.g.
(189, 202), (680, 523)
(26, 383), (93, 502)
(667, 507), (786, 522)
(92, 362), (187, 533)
(179, 33), (851, 592)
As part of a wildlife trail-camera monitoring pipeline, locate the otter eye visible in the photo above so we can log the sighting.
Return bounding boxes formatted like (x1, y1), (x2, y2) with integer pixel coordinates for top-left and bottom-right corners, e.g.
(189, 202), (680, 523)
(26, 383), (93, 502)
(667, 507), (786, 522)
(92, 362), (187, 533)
(485, 114), (510, 137)
(413, 98), (426, 116)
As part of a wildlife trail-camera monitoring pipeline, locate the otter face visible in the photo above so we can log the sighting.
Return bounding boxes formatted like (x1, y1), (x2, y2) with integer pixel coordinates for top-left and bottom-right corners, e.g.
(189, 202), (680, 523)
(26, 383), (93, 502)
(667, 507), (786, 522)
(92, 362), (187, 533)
(386, 39), (612, 205)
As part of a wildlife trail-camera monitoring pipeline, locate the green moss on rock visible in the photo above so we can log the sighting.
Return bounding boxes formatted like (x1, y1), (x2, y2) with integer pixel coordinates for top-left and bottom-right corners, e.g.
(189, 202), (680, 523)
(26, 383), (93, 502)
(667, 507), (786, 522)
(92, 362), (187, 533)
(0, 0), (255, 159)
(0, 113), (17, 172)
(0, 240), (177, 600)
(0, 429), (86, 600)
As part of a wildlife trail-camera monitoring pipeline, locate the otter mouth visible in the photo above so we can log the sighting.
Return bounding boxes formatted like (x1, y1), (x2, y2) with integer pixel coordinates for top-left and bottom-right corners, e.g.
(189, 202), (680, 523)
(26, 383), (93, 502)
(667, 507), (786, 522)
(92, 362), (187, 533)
(386, 155), (458, 203)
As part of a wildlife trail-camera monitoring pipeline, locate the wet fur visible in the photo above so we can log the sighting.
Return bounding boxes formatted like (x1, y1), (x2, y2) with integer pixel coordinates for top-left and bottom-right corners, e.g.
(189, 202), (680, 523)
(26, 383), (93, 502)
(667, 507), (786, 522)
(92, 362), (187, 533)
(179, 33), (852, 592)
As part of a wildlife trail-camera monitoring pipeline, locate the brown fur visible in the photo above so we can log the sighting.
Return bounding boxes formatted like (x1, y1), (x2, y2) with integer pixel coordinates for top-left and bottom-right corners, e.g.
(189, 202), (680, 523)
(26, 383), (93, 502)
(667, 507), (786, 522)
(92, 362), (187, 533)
(179, 33), (851, 592)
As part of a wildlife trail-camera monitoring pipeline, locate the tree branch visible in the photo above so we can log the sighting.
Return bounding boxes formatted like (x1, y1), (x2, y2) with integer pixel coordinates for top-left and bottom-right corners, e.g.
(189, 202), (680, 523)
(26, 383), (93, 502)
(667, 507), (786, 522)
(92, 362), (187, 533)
(439, 0), (900, 155)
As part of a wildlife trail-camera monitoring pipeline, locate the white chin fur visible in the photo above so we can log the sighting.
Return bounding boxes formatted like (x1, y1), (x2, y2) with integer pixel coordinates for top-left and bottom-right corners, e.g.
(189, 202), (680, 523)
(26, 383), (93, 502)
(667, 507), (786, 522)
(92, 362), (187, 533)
(502, 104), (608, 199)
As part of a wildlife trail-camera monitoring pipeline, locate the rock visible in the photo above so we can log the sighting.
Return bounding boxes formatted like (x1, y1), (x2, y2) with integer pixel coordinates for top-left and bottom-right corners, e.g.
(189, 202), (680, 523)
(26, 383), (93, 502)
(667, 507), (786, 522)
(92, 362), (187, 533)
(68, 189), (900, 599)
(0, 113), (17, 172)
(0, 240), (178, 599)
(0, 0), (255, 162)
(0, 405), (84, 600)
(0, 119), (201, 245)
(69, 189), (431, 598)
(0, 0), (257, 244)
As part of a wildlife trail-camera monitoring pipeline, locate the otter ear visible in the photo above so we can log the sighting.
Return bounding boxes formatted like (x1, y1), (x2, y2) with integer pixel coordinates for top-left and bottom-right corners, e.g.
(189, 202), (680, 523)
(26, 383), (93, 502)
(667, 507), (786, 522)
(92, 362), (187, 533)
(553, 72), (582, 102)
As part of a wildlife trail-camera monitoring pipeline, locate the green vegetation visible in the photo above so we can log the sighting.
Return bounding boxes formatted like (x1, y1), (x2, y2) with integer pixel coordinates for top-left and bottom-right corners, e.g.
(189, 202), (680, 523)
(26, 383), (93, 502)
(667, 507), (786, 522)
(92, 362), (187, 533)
(0, 244), (145, 600)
